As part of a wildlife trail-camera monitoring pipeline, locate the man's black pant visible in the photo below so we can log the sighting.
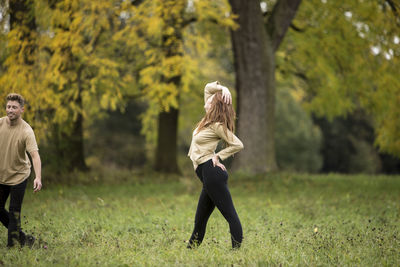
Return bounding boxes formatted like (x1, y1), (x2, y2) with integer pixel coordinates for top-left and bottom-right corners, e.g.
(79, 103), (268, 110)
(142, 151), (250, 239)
(188, 159), (243, 249)
(0, 179), (28, 247)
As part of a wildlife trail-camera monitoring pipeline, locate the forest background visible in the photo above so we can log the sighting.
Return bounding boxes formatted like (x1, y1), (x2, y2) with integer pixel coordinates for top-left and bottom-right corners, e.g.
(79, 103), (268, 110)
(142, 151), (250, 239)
(1, 0), (400, 179)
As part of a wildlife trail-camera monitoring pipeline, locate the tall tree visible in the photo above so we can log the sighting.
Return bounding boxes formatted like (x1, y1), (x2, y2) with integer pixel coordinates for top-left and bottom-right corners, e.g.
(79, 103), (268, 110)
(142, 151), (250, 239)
(38, 0), (129, 171)
(1, 0), (131, 172)
(117, 0), (235, 173)
(153, 0), (185, 173)
(229, 0), (302, 173)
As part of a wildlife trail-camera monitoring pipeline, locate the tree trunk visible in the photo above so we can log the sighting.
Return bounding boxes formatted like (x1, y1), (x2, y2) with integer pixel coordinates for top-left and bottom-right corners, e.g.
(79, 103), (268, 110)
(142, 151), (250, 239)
(58, 68), (88, 172)
(59, 109), (87, 172)
(155, 108), (180, 173)
(229, 0), (301, 174)
(154, 0), (185, 174)
(229, 0), (277, 173)
(69, 114), (87, 171)
(70, 67), (88, 171)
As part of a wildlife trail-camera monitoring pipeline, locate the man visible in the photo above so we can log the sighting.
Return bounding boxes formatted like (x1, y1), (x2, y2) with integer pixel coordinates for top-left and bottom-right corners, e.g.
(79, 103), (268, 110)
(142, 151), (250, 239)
(0, 93), (42, 247)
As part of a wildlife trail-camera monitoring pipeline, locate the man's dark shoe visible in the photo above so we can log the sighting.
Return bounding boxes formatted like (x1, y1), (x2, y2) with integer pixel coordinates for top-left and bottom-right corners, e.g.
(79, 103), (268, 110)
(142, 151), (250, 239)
(24, 235), (36, 248)
(19, 232), (36, 248)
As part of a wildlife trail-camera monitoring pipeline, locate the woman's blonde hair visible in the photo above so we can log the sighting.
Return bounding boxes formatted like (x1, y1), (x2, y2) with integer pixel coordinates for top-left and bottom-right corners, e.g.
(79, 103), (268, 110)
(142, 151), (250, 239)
(196, 92), (236, 137)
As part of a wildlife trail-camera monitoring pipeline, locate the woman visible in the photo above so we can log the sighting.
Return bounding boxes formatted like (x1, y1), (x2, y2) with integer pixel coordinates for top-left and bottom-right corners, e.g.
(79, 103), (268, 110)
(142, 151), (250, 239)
(187, 81), (244, 249)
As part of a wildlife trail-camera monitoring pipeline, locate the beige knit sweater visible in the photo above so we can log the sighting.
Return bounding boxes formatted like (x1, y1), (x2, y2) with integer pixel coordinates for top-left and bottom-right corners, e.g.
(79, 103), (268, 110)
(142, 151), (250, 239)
(188, 82), (244, 169)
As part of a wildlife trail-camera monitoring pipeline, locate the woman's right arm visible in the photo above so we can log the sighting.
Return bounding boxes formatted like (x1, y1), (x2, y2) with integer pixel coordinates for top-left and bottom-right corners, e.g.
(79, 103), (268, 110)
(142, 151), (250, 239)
(204, 81), (232, 105)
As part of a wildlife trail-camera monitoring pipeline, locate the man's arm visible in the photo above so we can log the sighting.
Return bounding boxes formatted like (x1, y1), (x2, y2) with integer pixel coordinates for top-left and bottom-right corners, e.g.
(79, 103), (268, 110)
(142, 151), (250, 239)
(29, 150), (42, 192)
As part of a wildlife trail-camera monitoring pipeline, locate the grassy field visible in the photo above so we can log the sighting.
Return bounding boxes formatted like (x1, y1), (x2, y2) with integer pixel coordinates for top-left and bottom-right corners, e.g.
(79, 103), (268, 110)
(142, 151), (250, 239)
(0, 171), (399, 266)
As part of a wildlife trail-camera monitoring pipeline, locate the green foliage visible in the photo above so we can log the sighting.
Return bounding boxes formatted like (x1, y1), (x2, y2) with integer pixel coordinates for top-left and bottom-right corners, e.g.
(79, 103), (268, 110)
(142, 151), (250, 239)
(314, 111), (385, 174)
(85, 100), (147, 170)
(1, 172), (399, 265)
(275, 87), (322, 172)
(281, 0), (400, 157)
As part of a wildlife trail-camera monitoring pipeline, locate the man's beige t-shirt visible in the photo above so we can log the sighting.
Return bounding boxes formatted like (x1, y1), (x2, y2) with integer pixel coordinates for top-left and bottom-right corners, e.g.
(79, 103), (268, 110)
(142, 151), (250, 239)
(0, 117), (38, 185)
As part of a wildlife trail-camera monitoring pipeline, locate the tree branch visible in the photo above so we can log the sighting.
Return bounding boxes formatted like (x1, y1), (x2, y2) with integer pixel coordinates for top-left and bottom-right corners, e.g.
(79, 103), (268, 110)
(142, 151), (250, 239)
(266, 0), (302, 51)
(43, 46), (54, 56)
(182, 17), (197, 28)
(290, 22), (305, 32)
(130, 0), (145, 7)
(262, 11), (269, 17)
(293, 71), (308, 82)
(124, 92), (145, 100)
(182, 16), (220, 28)
(386, 0), (398, 16)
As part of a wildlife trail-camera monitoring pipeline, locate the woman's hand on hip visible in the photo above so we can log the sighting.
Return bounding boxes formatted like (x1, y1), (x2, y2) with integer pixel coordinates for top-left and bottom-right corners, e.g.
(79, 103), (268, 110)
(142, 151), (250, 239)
(212, 155), (226, 171)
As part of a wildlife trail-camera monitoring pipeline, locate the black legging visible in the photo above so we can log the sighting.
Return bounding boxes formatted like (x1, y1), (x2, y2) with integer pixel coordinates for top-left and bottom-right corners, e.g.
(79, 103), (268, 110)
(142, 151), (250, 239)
(188, 159), (243, 249)
(0, 179), (28, 247)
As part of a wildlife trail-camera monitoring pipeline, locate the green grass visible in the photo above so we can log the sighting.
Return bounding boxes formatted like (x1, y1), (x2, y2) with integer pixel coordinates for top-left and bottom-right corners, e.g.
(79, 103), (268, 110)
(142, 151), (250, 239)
(1, 172), (399, 266)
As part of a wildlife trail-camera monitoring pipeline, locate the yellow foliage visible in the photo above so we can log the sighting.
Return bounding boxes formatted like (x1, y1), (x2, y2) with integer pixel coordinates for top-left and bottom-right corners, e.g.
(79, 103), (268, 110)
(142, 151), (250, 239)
(0, 0), (128, 140)
(1, 0), (236, 148)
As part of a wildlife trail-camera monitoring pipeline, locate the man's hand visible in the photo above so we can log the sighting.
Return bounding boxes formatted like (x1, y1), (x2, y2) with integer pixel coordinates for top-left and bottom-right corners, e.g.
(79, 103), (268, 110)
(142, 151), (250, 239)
(29, 150), (42, 193)
(33, 177), (42, 192)
(212, 154), (226, 171)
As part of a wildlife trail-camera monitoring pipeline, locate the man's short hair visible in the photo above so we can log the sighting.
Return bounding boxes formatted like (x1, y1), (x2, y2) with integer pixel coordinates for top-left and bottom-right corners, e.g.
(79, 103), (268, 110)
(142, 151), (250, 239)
(6, 93), (25, 107)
